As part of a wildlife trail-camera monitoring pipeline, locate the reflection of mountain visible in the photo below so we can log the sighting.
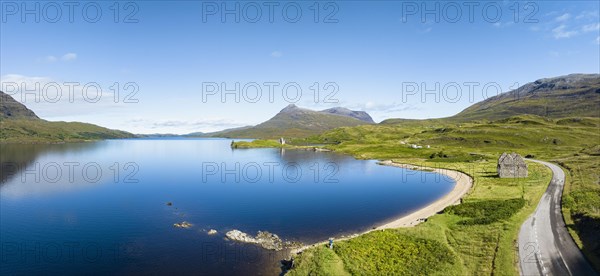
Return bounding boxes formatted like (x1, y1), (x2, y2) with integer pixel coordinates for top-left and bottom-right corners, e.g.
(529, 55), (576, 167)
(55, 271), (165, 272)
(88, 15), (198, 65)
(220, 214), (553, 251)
(0, 143), (102, 186)
(276, 147), (358, 166)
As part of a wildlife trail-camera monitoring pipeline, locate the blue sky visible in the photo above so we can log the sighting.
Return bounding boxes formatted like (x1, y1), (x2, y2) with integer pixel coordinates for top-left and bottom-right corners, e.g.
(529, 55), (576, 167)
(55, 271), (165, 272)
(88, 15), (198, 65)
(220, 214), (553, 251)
(1, 1), (599, 134)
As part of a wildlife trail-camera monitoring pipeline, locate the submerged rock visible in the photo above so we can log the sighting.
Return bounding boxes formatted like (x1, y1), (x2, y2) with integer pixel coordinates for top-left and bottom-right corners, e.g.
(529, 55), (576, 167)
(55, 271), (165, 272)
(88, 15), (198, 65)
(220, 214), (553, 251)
(225, 230), (302, 251)
(173, 221), (193, 228)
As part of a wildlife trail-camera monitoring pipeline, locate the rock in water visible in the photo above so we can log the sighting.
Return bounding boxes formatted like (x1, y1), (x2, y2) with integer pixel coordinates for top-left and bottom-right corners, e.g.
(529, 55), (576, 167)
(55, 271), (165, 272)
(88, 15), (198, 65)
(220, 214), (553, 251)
(256, 231), (283, 251)
(173, 221), (193, 228)
(226, 230), (257, 243)
(225, 229), (302, 251)
(208, 229), (218, 235)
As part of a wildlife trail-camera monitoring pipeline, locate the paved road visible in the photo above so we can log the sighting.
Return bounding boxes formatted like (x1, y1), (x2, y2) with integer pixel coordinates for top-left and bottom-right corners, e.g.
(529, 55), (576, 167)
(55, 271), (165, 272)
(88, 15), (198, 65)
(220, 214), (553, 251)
(518, 159), (597, 276)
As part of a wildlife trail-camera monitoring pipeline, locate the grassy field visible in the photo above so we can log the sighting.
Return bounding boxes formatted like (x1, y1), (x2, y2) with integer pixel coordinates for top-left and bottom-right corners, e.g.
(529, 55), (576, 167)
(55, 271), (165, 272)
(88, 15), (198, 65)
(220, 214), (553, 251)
(235, 115), (600, 274)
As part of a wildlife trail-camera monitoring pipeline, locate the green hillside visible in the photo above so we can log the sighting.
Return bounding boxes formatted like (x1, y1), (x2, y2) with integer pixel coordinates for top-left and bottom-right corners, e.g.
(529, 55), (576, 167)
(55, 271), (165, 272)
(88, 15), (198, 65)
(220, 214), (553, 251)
(454, 74), (600, 121)
(0, 91), (134, 143)
(381, 74), (600, 125)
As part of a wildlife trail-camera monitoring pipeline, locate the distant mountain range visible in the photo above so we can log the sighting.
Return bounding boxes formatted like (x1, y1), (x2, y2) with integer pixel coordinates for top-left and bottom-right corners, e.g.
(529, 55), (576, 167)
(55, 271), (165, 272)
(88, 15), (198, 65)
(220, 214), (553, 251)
(3, 73), (599, 142)
(192, 73), (600, 138)
(190, 104), (374, 139)
(382, 73), (600, 124)
(0, 91), (134, 143)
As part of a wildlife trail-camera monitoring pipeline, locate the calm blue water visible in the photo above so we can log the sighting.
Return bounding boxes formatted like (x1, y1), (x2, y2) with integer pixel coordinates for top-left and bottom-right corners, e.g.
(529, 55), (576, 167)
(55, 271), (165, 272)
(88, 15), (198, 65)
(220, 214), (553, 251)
(0, 138), (454, 275)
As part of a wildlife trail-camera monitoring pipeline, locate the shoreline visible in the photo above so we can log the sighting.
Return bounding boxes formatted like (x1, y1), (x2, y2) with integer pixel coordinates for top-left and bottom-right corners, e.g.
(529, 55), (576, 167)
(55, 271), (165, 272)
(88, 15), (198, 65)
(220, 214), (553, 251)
(291, 160), (473, 255)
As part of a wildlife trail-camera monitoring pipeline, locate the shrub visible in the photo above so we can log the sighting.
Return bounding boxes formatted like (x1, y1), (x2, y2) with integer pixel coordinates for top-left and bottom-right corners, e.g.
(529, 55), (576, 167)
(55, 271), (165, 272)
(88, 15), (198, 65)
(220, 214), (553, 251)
(445, 198), (526, 225)
(333, 230), (456, 275)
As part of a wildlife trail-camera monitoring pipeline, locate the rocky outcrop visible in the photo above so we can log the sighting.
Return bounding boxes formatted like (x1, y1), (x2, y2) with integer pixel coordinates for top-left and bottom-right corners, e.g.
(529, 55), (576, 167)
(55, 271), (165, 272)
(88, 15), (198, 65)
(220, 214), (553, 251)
(225, 229), (302, 251)
(226, 230), (256, 243)
(173, 221), (193, 228)
(0, 91), (39, 119)
(497, 152), (528, 178)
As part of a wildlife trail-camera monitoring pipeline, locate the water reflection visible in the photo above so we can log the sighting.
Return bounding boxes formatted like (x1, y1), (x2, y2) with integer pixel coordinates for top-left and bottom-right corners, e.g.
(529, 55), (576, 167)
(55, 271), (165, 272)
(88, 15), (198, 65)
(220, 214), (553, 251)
(0, 138), (454, 275)
(0, 143), (104, 183)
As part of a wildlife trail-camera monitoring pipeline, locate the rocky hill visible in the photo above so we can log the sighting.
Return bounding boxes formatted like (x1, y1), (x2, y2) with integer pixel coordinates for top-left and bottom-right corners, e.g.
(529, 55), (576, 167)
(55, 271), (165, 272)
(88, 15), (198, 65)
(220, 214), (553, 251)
(0, 91), (134, 143)
(1, 91), (39, 119)
(204, 104), (373, 138)
(453, 74), (600, 121)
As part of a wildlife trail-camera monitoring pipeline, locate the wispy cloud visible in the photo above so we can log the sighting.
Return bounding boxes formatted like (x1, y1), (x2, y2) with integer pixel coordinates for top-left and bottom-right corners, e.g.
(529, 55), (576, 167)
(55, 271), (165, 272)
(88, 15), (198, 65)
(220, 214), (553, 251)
(555, 13), (571, 22)
(270, 51), (283, 58)
(349, 101), (417, 114)
(551, 22), (600, 39)
(575, 10), (598, 20)
(493, 21), (514, 28)
(45, 56), (58, 62)
(41, 53), (77, 63)
(552, 25), (578, 39)
(61, 53), (77, 61)
(582, 23), (600, 33)
(0, 74), (124, 118)
(125, 118), (248, 132)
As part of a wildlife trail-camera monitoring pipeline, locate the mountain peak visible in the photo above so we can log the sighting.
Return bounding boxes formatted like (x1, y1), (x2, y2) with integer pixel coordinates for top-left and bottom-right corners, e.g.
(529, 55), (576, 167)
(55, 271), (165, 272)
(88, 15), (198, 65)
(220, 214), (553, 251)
(276, 104), (375, 123)
(320, 107), (375, 123)
(279, 104), (302, 113)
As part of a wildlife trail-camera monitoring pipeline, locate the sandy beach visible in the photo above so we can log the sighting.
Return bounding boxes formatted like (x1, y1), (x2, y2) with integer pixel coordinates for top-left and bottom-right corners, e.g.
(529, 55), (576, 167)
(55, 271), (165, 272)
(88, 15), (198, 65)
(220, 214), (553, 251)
(291, 160), (473, 254)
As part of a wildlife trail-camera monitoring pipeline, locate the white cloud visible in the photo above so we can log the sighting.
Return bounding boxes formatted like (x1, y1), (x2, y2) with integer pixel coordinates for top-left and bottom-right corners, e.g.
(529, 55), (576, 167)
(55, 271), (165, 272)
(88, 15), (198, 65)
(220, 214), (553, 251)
(552, 25), (578, 39)
(549, 22), (600, 39)
(555, 13), (571, 22)
(349, 101), (417, 114)
(61, 53), (77, 61)
(575, 11), (598, 20)
(582, 23), (600, 33)
(1, 74), (53, 89)
(0, 74), (124, 118)
(125, 118), (248, 133)
(493, 21), (514, 28)
(40, 53), (77, 63)
(45, 56), (58, 62)
(270, 51), (283, 58)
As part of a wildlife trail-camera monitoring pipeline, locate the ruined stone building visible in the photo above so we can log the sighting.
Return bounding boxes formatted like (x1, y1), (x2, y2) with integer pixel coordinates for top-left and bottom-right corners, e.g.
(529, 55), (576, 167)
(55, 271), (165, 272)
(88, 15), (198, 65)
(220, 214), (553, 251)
(497, 152), (528, 178)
